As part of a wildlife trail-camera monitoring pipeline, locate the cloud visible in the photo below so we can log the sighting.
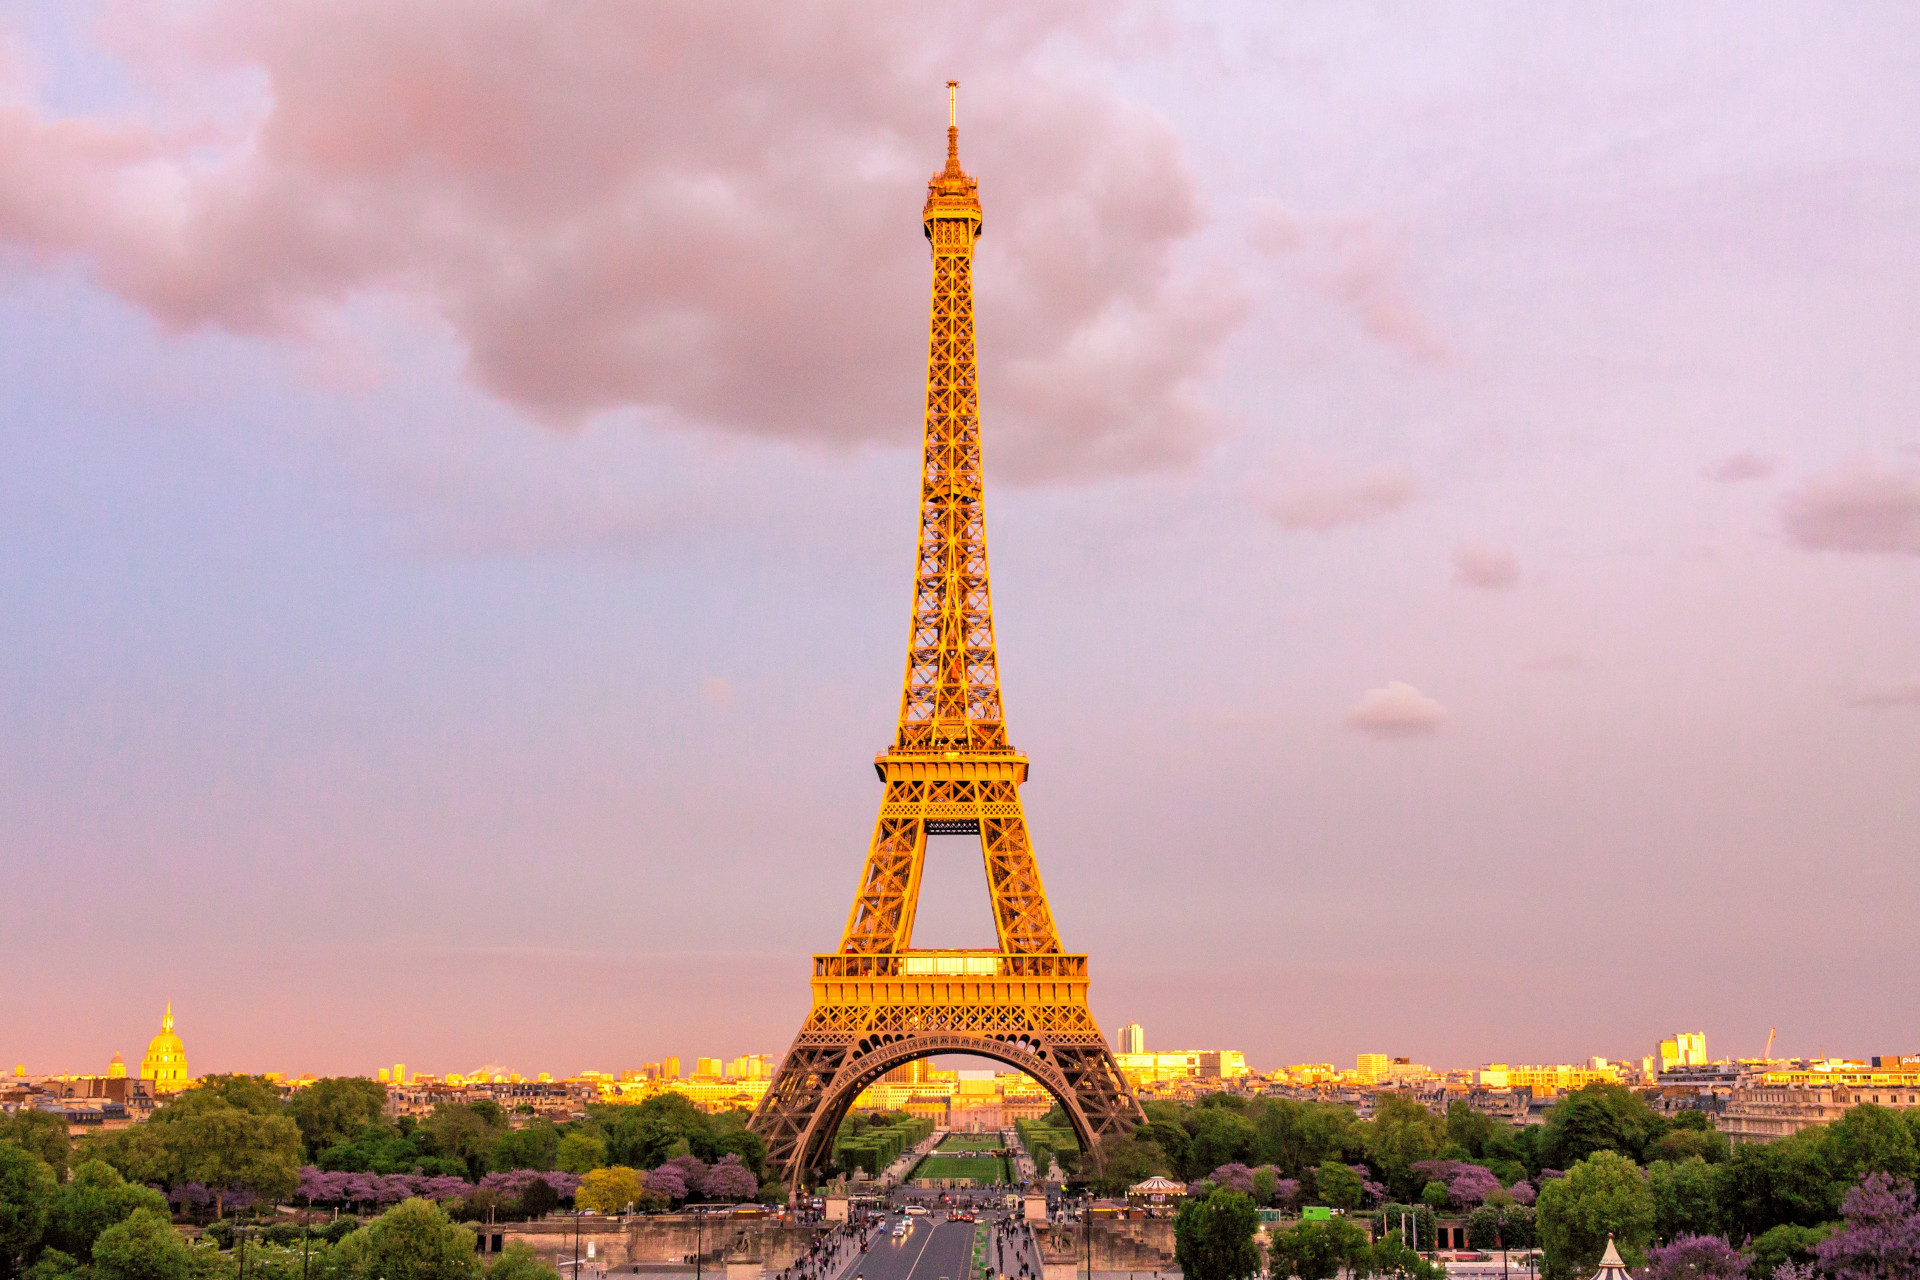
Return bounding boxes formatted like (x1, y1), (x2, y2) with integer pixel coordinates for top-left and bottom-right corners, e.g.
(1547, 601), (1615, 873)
(1345, 681), (1446, 738)
(1781, 461), (1920, 554)
(1848, 682), (1920, 710)
(1248, 201), (1447, 363)
(1257, 467), (1416, 532)
(0, 2), (1239, 481)
(1452, 544), (1519, 589)
(1706, 451), (1775, 482)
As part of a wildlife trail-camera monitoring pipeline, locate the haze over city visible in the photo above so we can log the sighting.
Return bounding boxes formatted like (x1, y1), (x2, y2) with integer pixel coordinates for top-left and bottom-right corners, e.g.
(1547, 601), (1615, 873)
(4, 0), (1918, 1083)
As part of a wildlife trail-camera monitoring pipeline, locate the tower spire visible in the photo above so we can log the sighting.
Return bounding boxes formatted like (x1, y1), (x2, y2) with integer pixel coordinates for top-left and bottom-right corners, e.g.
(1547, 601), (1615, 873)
(946, 80), (959, 172)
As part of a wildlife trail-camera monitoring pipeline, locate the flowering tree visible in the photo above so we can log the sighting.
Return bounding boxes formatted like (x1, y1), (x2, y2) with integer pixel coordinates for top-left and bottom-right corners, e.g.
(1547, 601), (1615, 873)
(1816, 1173), (1920, 1280)
(1509, 1181), (1537, 1207)
(1210, 1165), (1257, 1197)
(1447, 1165), (1502, 1209)
(1272, 1179), (1301, 1208)
(1642, 1235), (1748, 1280)
(645, 1166), (689, 1203)
(700, 1155), (759, 1202)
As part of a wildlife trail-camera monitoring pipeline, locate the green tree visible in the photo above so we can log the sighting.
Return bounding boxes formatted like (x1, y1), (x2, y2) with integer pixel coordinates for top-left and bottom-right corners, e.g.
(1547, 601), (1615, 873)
(288, 1079), (388, 1161)
(1541, 1085), (1661, 1170)
(1366, 1096), (1447, 1201)
(1822, 1103), (1919, 1181)
(427, 1106), (508, 1181)
(183, 1076), (284, 1118)
(1419, 1180), (1449, 1210)
(332, 1199), (478, 1280)
(1268, 1218), (1367, 1280)
(0, 1143), (59, 1280)
(0, 1116), (72, 1182)
(90, 1208), (194, 1280)
(1746, 1222), (1832, 1277)
(1646, 1158), (1718, 1244)
(1466, 1204), (1536, 1251)
(1366, 1237), (1444, 1279)
(1713, 1130), (1841, 1240)
(1171, 1187), (1261, 1280)
(553, 1134), (605, 1176)
(1088, 1133), (1171, 1198)
(1446, 1103), (1501, 1161)
(1313, 1160), (1363, 1210)
(1645, 1128), (1729, 1165)
(1536, 1151), (1656, 1280)
(490, 1126), (559, 1174)
(1188, 1109), (1256, 1175)
(21, 1248), (81, 1280)
(485, 1242), (559, 1280)
(159, 1105), (303, 1217)
(47, 1160), (170, 1261)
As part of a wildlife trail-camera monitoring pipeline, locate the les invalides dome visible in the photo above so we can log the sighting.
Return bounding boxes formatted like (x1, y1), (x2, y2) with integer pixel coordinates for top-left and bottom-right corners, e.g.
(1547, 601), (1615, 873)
(139, 1002), (191, 1092)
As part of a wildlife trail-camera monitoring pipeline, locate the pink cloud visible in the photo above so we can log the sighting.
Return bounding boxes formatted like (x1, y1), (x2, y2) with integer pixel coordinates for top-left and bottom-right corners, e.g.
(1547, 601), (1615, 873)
(1248, 201), (1447, 364)
(1452, 544), (1519, 589)
(1781, 461), (1920, 554)
(1706, 451), (1775, 482)
(1256, 467), (1416, 532)
(1345, 682), (1446, 738)
(0, 3), (1239, 481)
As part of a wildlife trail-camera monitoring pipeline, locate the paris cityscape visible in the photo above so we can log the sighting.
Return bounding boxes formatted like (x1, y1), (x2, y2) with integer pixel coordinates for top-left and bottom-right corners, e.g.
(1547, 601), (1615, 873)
(3, 6), (1918, 1280)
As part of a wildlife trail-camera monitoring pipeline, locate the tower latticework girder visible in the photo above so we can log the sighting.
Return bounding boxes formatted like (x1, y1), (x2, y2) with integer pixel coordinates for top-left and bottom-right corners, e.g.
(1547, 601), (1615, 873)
(749, 85), (1143, 1193)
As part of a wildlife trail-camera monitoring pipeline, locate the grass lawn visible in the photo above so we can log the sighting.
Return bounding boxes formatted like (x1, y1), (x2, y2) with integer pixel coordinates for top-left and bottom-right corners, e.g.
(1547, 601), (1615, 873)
(911, 1153), (1013, 1182)
(935, 1134), (1007, 1152)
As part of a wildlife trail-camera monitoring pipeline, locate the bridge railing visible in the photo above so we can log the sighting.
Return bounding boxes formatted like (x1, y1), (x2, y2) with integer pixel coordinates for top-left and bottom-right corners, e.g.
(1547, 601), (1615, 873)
(813, 952), (1088, 979)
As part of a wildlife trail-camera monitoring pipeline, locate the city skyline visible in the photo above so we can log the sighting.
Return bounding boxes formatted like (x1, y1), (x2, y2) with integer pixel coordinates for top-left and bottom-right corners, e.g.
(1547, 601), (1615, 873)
(4, 2), (1918, 1075)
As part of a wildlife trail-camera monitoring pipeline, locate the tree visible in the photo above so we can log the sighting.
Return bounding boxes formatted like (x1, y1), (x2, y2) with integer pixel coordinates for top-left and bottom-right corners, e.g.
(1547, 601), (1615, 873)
(554, 1134), (606, 1176)
(158, 1104), (303, 1217)
(1641, 1235), (1748, 1280)
(1088, 1134), (1171, 1197)
(1447, 1103), (1502, 1161)
(700, 1156), (758, 1202)
(1648, 1129), (1730, 1166)
(574, 1167), (641, 1215)
(1420, 1180), (1450, 1210)
(1189, 1110), (1256, 1176)
(1536, 1151), (1656, 1279)
(486, 1241), (560, 1280)
(90, 1208), (194, 1280)
(1171, 1187), (1261, 1280)
(333, 1198), (480, 1280)
(1814, 1172), (1920, 1280)
(1367, 1096), (1448, 1201)
(1268, 1218), (1367, 1280)
(1541, 1085), (1661, 1170)
(1715, 1131), (1842, 1240)
(490, 1126), (559, 1174)
(46, 1160), (170, 1262)
(1746, 1224), (1831, 1279)
(1314, 1161), (1364, 1210)
(183, 1075), (284, 1117)
(0, 1143), (58, 1279)
(426, 1105), (508, 1181)
(1824, 1106), (1920, 1184)
(1466, 1204), (1536, 1251)
(0, 1116), (72, 1182)
(289, 1079), (389, 1161)
(1366, 1236), (1444, 1279)
(1647, 1158), (1719, 1244)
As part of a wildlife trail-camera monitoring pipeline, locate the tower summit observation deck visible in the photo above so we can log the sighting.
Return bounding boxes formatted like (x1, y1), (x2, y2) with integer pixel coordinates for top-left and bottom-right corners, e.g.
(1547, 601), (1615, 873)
(747, 85), (1143, 1193)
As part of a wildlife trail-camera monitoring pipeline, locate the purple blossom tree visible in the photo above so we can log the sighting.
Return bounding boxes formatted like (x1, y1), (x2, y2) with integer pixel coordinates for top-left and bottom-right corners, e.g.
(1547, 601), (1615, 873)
(1816, 1173), (1920, 1280)
(701, 1155), (759, 1201)
(1508, 1181), (1537, 1206)
(169, 1182), (212, 1212)
(1448, 1165), (1502, 1209)
(1210, 1165), (1257, 1196)
(1272, 1179), (1301, 1207)
(646, 1166), (689, 1203)
(1642, 1235), (1748, 1280)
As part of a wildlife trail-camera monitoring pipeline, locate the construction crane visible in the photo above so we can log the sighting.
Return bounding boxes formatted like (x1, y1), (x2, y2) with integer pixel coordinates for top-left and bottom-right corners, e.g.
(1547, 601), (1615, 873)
(1765, 1027), (1776, 1059)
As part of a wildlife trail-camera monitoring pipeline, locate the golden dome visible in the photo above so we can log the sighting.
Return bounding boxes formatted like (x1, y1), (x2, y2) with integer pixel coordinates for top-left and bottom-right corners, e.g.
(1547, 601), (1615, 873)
(107, 1051), (126, 1079)
(140, 1002), (190, 1092)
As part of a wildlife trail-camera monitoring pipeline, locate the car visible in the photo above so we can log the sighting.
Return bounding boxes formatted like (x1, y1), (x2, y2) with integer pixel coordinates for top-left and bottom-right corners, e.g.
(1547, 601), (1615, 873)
(904, 1205), (928, 1216)
(892, 1222), (910, 1238)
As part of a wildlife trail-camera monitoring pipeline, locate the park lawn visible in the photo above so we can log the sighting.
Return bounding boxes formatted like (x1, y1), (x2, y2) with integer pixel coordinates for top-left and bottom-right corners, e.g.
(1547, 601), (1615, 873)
(935, 1134), (1006, 1152)
(911, 1153), (1012, 1182)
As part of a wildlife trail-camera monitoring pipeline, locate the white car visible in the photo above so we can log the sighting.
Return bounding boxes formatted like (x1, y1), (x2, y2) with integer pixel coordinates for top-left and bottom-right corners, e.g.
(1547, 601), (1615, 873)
(903, 1205), (928, 1216)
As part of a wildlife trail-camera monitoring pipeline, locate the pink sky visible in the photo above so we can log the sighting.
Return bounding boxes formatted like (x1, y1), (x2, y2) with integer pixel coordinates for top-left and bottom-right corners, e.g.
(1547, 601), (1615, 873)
(1, 1), (1916, 1079)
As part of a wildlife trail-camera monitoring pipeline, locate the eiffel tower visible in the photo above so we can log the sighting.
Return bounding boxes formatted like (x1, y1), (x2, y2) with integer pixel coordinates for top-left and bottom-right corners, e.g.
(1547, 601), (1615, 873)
(748, 85), (1144, 1193)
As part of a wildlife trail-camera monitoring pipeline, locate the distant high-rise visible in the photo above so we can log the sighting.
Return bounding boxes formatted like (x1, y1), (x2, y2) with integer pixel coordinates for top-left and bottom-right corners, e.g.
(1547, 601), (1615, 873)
(393, 1063), (407, 1086)
(1658, 1032), (1707, 1072)
(661, 1057), (681, 1079)
(695, 1057), (722, 1078)
(1355, 1053), (1389, 1083)
(1118, 1023), (1145, 1055)
(377, 1068), (390, 1083)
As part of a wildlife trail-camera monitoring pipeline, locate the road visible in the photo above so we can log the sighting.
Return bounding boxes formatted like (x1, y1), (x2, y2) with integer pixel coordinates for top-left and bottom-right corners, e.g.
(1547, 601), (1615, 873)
(837, 1219), (977, 1280)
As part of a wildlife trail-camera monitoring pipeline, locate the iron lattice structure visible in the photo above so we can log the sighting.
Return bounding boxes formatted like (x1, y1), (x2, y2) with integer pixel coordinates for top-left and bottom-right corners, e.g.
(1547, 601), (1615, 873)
(749, 87), (1143, 1193)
